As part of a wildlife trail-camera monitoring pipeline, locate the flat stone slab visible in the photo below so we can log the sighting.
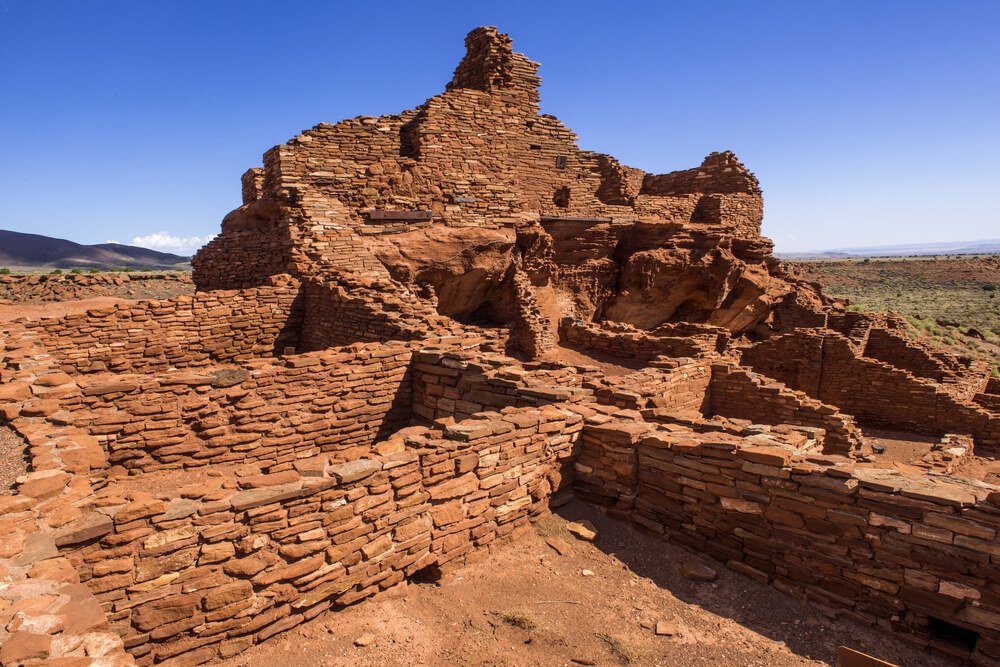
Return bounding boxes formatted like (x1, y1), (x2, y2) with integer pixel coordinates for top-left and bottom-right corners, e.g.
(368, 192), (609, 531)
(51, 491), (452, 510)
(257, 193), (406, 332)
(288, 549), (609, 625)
(229, 483), (304, 511)
(328, 459), (382, 484)
(16, 532), (58, 566)
(54, 511), (113, 547)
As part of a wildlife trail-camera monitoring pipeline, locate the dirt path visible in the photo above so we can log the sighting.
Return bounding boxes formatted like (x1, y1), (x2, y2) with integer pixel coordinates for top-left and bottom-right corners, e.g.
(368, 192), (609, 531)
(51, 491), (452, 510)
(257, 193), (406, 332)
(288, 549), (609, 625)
(223, 501), (953, 667)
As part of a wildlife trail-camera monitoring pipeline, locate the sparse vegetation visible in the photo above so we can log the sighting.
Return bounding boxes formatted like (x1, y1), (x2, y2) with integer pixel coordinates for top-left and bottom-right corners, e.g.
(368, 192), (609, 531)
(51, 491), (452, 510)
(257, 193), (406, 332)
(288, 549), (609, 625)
(494, 610), (539, 631)
(49, 268), (63, 275)
(0, 268), (10, 275)
(598, 633), (644, 664)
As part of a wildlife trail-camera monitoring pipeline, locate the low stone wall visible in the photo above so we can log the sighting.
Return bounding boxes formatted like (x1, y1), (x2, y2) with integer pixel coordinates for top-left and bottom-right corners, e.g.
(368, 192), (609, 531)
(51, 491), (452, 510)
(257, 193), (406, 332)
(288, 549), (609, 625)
(744, 330), (1000, 448)
(69, 343), (413, 472)
(559, 318), (719, 362)
(13, 277), (304, 374)
(708, 362), (862, 455)
(411, 349), (590, 424)
(298, 279), (443, 351)
(576, 419), (1000, 664)
(974, 379), (1000, 415)
(585, 357), (713, 412)
(57, 405), (581, 665)
(0, 272), (192, 303)
(864, 328), (987, 398)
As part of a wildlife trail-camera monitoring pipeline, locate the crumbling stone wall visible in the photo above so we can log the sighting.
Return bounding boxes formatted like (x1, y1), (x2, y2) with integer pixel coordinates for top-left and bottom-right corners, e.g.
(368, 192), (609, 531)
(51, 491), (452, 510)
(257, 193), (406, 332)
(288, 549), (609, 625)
(864, 328), (989, 398)
(585, 357), (713, 413)
(297, 278), (447, 351)
(743, 330), (1000, 447)
(0, 272), (191, 303)
(976, 379), (1000, 413)
(577, 420), (1000, 664)
(411, 349), (590, 424)
(19, 278), (304, 374)
(70, 344), (413, 472)
(559, 318), (724, 362)
(708, 362), (863, 455)
(55, 405), (581, 664)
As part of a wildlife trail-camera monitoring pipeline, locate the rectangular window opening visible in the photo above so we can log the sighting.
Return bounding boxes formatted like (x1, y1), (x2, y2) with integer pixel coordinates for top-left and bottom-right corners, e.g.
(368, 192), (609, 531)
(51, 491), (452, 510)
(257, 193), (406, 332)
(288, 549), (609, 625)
(928, 617), (978, 652)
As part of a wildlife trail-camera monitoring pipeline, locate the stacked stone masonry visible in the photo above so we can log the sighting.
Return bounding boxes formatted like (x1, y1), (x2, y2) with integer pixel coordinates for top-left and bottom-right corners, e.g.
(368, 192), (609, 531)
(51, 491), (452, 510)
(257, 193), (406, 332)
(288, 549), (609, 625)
(1, 25), (998, 667)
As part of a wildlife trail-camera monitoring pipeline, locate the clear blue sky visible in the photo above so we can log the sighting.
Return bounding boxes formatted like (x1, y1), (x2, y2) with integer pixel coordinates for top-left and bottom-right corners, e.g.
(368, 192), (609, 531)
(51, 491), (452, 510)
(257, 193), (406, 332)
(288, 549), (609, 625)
(1, 1), (997, 254)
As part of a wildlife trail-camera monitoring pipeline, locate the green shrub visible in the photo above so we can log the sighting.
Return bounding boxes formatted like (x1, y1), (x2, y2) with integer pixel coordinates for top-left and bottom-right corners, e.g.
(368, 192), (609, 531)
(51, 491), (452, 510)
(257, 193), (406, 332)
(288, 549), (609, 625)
(0, 268), (10, 275)
(50, 269), (63, 275)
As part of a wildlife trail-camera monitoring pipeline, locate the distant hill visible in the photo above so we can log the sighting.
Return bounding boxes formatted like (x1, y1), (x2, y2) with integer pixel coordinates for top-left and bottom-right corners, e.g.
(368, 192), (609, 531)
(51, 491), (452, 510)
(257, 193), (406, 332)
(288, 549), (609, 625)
(0, 230), (190, 270)
(778, 238), (1000, 260)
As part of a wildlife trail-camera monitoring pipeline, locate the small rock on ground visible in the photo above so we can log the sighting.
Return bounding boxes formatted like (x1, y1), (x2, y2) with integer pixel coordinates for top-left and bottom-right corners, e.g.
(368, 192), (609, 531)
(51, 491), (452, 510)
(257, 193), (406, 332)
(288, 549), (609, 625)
(681, 558), (718, 581)
(545, 536), (571, 555)
(566, 520), (597, 542)
(353, 633), (375, 647)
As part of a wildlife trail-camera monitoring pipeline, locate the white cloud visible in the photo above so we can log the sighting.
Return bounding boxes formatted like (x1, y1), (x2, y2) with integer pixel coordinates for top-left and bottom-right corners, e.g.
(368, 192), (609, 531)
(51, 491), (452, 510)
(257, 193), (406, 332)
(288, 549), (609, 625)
(130, 231), (216, 255)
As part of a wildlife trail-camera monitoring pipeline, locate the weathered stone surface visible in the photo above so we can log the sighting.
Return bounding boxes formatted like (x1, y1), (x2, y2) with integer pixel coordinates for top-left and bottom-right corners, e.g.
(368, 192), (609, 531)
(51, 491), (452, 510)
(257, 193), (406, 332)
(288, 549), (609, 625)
(328, 459), (382, 484)
(681, 559), (718, 582)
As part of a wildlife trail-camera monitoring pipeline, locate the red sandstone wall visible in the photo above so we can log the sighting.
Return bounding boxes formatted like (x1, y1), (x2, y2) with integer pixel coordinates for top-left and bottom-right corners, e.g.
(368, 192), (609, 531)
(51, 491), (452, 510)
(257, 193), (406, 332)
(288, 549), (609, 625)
(69, 344), (413, 472)
(57, 406), (582, 664)
(743, 330), (1000, 448)
(863, 328), (988, 398)
(297, 279), (441, 351)
(585, 357), (713, 413)
(411, 349), (589, 424)
(577, 420), (1000, 663)
(15, 279), (304, 374)
(559, 318), (722, 362)
(0, 272), (191, 303)
(708, 362), (862, 455)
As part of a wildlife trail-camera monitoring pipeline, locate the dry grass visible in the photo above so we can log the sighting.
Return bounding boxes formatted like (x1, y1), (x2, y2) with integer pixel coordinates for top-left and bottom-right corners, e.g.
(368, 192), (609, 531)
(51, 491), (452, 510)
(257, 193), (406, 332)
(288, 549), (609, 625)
(598, 633), (645, 664)
(493, 610), (539, 631)
(534, 515), (571, 539)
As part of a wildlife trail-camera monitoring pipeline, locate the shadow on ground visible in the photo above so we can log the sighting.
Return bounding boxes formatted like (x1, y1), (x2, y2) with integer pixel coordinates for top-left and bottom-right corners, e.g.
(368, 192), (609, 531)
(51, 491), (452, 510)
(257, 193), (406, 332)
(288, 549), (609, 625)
(554, 499), (955, 667)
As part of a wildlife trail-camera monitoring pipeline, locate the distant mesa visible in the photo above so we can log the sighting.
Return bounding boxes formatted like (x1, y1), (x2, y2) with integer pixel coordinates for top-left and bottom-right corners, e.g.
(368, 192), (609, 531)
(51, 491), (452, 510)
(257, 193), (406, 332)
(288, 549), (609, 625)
(779, 238), (1000, 260)
(0, 229), (191, 270)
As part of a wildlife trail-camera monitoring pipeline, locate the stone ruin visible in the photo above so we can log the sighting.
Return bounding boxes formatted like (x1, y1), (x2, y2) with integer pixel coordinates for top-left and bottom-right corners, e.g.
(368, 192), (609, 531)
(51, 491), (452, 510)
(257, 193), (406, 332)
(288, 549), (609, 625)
(2, 26), (1000, 666)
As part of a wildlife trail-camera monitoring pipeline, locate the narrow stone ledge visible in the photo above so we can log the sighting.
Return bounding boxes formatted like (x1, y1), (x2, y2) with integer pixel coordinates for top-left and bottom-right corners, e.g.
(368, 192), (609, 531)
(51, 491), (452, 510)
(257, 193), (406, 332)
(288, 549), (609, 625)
(229, 483), (304, 512)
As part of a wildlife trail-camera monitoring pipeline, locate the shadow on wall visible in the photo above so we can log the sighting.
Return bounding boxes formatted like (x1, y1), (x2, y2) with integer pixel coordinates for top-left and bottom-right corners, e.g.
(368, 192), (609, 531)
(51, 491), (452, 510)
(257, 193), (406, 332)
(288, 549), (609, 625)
(272, 284), (307, 355)
(377, 364), (416, 443)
